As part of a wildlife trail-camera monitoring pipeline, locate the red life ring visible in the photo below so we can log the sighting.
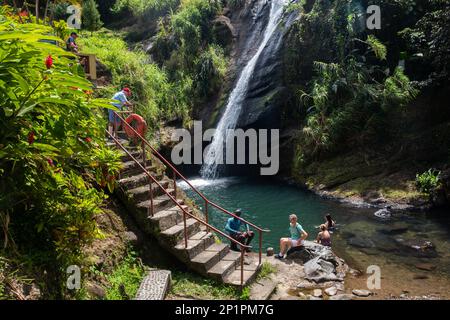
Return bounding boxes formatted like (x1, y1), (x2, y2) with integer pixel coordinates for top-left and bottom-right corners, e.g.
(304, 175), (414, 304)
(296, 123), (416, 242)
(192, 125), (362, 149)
(124, 114), (147, 139)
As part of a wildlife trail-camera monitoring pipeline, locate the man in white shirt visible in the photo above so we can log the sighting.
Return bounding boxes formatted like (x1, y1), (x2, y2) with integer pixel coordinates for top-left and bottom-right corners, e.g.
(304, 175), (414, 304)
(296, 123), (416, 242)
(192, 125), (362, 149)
(108, 87), (133, 137)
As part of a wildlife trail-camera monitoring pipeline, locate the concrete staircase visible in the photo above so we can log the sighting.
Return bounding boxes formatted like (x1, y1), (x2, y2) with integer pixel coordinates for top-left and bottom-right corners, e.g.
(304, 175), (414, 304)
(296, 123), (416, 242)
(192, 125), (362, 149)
(109, 139), (261, 287)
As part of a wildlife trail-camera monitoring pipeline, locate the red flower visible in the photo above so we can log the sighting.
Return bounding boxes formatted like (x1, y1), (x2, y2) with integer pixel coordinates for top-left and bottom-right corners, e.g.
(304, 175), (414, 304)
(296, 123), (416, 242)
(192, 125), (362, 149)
(27, 132), (35, 144)
(45, 55), (53, 69)
(84, 137), (92, 143)
(47, 158), (54, 167)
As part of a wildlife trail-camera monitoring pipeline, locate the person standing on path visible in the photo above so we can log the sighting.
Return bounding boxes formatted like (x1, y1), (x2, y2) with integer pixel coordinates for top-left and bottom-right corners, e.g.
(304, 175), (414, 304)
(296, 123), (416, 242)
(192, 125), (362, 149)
(108, 87), (133, 138)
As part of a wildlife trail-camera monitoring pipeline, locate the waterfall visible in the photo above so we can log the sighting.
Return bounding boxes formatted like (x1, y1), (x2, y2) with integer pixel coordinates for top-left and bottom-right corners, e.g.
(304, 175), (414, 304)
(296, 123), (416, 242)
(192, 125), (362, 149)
(200, 0), (288, 180)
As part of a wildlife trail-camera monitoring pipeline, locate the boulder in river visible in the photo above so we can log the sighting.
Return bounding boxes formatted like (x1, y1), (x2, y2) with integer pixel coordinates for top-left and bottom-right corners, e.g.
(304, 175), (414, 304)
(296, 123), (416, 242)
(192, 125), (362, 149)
(285, 241), (341, 283)
(287, 241), (338, 265)
(374, 208), (392, 219)
(414, 263), (436, 271)
(324, 286), (338, 296)
(394, 238), (438, 258)
(347, 237), (376, 249)
(313, 289), (323, 298)
(352, 289), (372, 297)
(329, 294), (354, 300)
(304, 257), (339, 283)
(377, 222), (409, 235)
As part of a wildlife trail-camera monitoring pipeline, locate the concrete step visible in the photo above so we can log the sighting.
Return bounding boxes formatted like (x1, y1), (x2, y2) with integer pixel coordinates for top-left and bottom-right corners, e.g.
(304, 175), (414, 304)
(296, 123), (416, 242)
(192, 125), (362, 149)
(126, 182), (172, 203)
(149, 204), (190, 231)
(205, 243), (230, 259)
(106, 138), (128, 148)
(249, 278), (277, 300)
(121, 166), (163, 181)
(118, 172), (163, 189)
(190, 242), (229, 273)
(122, 160), (157, 175)
(135, 270), (171, 300)
(174, 231), (215, 261)
(224, 269), (259, 287)
(224, 257), (261, 286)
(137, 195), (183, 216)
(160, 218), (201, 246)
(118, 172), (150, 189)
(119, 149), (142, 162)
(207, 251), (241, 281)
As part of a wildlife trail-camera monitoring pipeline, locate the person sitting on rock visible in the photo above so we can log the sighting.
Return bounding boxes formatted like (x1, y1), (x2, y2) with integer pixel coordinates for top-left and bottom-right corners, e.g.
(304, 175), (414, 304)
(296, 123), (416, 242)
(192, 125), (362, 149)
(275, 214), (308, 259)
(225, 209), (254, 253)
(325, 214), (336, 232)
(316, 224), (332, 247)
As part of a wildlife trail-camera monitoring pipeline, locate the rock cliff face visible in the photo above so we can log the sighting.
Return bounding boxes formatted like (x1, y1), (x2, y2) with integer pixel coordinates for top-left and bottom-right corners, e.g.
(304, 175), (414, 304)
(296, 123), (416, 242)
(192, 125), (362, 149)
(238, 5), (299, 129)
(208, 0), (300, 130)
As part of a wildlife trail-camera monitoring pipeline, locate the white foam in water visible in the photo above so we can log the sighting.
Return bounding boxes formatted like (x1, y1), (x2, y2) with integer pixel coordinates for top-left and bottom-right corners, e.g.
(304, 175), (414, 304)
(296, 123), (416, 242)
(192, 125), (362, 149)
(177, 177), (240, 190)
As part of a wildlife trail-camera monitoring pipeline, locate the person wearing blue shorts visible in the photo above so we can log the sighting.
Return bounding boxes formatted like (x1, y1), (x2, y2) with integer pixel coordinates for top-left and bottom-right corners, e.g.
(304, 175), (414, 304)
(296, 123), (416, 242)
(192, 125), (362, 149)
(108, 87), (133, 137)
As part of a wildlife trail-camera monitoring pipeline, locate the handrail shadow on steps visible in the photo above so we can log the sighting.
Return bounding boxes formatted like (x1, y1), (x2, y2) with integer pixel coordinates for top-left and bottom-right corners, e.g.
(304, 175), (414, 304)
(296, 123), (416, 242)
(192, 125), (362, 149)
(110, 111), (270, 267)
(107, 130), (253, 288)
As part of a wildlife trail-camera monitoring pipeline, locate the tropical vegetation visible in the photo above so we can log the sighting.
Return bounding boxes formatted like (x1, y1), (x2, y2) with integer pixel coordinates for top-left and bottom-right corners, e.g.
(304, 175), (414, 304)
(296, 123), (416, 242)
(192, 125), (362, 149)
(0, 4), (121, 298)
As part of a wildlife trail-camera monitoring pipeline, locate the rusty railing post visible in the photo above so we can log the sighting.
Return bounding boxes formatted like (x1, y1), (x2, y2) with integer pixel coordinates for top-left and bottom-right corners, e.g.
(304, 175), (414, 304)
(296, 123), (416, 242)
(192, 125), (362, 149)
(173, 170), (177, 198)
(142, 140), (146, 168)
(183, 211), (188, 248)
(113, 113), (118, 138)
(204, 200), (209, 233)
(259, 230), (262, 266)
(148, 178), (154, 217)
(240, 246), (245, 289)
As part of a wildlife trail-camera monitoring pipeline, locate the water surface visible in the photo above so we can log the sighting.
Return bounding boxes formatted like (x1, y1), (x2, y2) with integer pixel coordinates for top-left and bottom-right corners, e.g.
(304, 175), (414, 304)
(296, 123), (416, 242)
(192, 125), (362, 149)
(180, 176), (450, 297)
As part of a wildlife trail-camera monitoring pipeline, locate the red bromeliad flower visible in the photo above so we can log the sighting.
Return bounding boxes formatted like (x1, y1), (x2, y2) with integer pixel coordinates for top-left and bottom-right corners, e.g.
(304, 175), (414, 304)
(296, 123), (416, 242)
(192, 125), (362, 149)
(27, 131), (35, 144)
(45, 55), (53, 69)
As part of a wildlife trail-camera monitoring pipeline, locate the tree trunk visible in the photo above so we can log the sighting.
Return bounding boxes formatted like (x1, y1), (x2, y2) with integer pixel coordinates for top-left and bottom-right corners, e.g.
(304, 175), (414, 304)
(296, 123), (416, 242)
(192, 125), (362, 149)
(44, 0), (50, 24)
(49, 0), (55, 25)
(36, 0), (40, 22)
(11, 0), (23, 23)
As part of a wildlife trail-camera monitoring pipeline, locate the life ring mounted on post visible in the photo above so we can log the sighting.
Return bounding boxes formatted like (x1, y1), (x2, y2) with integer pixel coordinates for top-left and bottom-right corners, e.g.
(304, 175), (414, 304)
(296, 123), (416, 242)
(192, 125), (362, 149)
(124, 114), (147, 140)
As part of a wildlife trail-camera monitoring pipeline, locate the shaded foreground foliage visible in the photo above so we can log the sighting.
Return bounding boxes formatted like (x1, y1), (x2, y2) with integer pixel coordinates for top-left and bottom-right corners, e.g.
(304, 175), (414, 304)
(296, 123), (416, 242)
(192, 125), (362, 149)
(0, 6), (121, 298)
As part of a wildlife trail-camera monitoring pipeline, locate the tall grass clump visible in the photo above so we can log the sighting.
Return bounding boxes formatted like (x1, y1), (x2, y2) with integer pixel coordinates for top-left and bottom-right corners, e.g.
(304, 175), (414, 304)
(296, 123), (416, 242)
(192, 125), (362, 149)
(79, 31), (192, 126)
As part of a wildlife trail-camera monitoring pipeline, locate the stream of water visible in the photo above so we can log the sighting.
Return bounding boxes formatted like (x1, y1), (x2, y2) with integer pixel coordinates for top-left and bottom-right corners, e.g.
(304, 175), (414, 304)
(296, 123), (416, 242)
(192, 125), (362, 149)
(200, 0), (288, 179)
(180, 176), (450, 298)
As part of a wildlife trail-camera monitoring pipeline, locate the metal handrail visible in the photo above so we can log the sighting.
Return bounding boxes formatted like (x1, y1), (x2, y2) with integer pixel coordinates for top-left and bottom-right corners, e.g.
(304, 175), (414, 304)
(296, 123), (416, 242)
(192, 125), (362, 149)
(111, 110), (269, 266)
(112, 111), (270, 232)
(108, 131), (250, 287)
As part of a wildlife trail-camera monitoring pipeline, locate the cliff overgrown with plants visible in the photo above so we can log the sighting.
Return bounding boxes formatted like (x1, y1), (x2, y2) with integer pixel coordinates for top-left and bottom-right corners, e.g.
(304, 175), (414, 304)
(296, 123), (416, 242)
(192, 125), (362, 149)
(282, 0), (450, 207)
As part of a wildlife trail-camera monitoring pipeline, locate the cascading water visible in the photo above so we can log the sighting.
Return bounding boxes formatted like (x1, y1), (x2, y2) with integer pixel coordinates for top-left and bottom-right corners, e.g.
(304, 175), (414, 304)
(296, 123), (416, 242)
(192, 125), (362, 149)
(200, 0), (288, 180)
